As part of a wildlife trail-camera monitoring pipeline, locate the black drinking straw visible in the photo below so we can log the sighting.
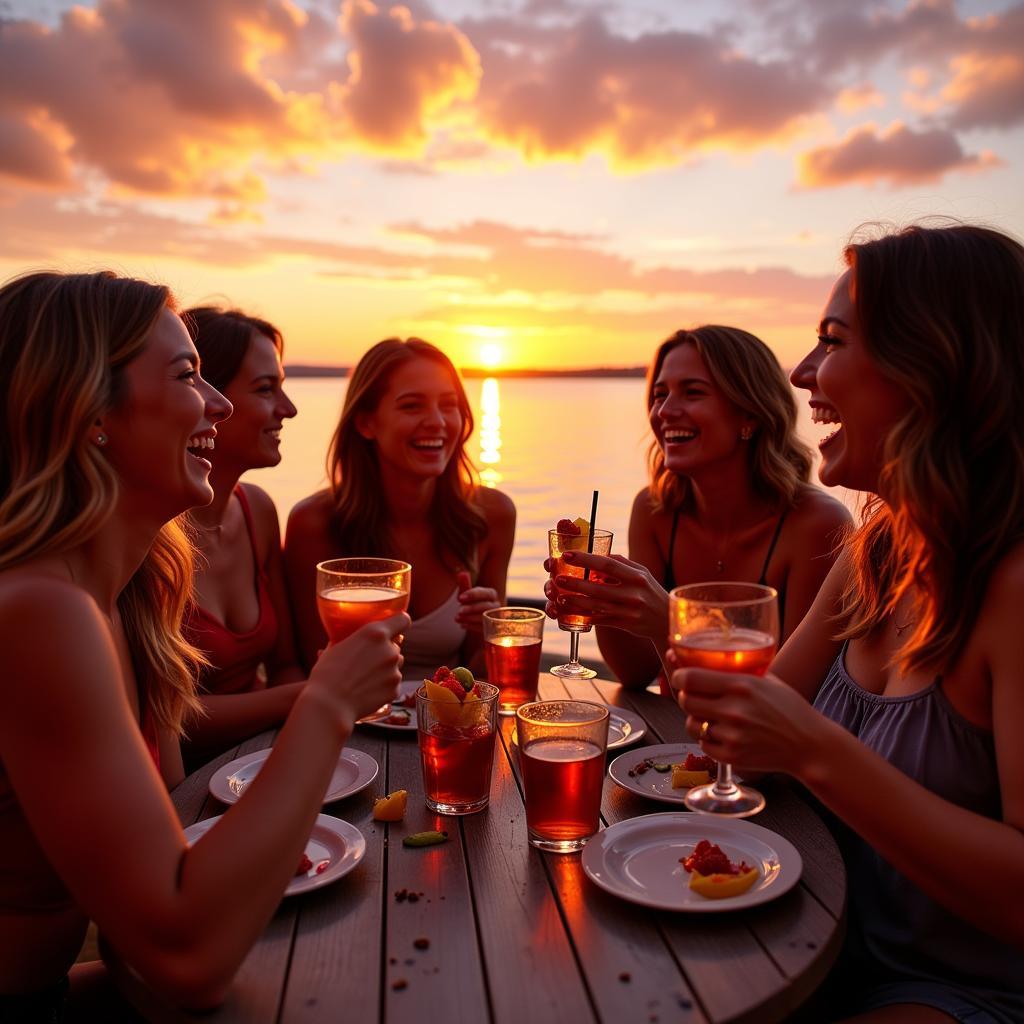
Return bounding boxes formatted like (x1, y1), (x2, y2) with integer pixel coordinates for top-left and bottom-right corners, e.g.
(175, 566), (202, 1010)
(583, 489), (599, 581)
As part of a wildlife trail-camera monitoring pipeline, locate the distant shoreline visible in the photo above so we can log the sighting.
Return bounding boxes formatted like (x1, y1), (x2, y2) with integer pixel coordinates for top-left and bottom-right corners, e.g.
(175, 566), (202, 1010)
(285, 365), (647, 379)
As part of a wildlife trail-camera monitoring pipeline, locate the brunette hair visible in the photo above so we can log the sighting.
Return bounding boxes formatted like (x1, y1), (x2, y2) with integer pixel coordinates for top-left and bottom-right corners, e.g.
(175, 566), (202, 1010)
(0, 271), (204, 733)
(836, 223), (1024, 674)
(646, 325), (813, 514)
(183, 306), (283, 392)
(326, 338), (485, 571)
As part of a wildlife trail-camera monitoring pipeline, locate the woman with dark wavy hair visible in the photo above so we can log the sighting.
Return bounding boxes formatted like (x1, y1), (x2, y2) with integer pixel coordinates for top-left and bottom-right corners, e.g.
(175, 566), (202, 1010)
(179, 306), (304, 765)
(0, 272), (406, 1017)
(546, 324), (850, 688)
(285, 337), (515, 678)
(675, 224), (1024, 1022)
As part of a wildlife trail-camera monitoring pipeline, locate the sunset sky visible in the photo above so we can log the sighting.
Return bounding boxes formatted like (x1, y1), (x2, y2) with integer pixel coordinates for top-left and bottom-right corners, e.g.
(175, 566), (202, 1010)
(2, 0), (1022, 369)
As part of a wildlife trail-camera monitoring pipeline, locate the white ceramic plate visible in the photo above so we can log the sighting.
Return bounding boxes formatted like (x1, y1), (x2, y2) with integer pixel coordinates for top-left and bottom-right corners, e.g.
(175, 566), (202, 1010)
(582, 813), (802, 912)
(209, 748), (379, 805)
(511, 706), (646, 751)
(605, 707), (647, 749)
(184, 813), (366, 897)
(356, 680), (420, 732)
(608, 743), (719, 805)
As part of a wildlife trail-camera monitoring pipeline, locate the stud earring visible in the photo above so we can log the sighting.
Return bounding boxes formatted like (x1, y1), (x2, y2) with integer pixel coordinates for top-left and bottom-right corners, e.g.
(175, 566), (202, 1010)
(740, 427), (753, 440)
(95, 433), (107, 447)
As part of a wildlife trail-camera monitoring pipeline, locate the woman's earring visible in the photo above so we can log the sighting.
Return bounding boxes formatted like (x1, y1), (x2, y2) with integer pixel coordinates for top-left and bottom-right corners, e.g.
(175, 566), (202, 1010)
(740, 427), (753, 441)
(95, 433), (107, 447)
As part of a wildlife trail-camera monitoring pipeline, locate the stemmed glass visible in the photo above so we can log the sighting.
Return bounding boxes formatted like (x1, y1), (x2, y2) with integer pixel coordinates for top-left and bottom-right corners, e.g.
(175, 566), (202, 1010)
(316, 558), (411, 644)
(668, 582), (778, 817)
(547, 528), (613, 680)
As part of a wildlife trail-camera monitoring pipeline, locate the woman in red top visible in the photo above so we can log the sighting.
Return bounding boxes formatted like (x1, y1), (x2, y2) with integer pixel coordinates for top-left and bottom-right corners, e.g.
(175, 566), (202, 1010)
(181, 306), (304, 763)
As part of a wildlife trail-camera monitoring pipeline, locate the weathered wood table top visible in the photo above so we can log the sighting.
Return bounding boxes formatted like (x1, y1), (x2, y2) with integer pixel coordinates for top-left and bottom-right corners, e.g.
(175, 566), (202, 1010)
(134, 676), (846, 1024)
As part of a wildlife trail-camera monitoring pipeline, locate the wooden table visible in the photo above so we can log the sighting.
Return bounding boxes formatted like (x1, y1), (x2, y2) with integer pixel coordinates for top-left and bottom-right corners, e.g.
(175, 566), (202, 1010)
(136, 677), (845, 1024)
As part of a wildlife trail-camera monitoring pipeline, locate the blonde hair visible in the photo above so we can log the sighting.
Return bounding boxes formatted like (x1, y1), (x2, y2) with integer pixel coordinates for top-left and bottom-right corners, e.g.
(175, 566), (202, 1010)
(326, 338), (485, 571)
(836, 224), (1024, 674)
(646, 325), (813, 514)
(0, 271), (204, 734)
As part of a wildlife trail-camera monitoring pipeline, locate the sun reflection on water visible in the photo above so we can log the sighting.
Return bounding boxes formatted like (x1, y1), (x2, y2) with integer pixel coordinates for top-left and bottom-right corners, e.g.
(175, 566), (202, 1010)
(479, 376), (502, 486)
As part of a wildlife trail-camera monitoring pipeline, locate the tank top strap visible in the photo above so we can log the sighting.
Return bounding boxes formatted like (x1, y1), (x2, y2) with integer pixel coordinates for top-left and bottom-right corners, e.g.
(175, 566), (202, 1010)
(663, 506), (682, 590)
(233, 485), (269, 583)
(757, 507), (789, 585)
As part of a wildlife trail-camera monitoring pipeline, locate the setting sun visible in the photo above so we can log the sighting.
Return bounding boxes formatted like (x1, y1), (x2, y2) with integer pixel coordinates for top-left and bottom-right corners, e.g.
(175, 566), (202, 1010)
(479, 343), (504, 368)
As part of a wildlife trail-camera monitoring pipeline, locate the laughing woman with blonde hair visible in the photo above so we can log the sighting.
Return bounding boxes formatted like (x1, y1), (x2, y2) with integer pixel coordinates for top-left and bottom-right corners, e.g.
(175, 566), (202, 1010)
(0, 271), (406, 1018)
(546, 324), (851, 688)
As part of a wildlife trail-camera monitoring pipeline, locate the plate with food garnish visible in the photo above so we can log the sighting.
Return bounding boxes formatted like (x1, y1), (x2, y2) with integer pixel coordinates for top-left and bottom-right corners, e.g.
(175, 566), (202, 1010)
(581, 813), (801, 912)
(209, 747), (378, 805)
(607, 743), (720, 804)
(184, 813), (366, 897)
(356, 679), (421, 731)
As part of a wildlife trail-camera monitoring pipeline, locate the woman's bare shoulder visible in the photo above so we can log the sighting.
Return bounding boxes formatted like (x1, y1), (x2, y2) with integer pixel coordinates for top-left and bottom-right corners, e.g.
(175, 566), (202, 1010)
(239, 483), (282, 551)
(286, 489), (333, 532)
(0, 573), (112, 679)
(474, 486), (516, 524)
(790, 486), (854, 534)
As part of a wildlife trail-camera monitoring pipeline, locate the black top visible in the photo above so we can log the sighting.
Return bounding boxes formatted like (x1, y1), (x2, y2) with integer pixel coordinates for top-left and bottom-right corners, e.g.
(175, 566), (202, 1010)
(662, 507), (789, 635)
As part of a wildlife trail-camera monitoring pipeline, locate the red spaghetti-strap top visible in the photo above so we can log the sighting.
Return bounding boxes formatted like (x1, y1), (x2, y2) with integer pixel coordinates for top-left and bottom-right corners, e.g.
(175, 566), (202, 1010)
(183, 486), (279, 695)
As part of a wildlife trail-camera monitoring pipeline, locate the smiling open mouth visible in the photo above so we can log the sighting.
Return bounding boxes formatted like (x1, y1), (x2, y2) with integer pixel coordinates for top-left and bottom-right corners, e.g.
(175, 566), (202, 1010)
(411, 439), (445, 451)
(811, 405), (842, 448)
(663, 429), (697, 444)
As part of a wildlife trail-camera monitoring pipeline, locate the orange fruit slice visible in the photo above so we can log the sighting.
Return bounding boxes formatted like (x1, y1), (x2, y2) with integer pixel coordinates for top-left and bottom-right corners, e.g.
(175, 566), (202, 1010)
(688, 866), (759, 899)
(373, 789), (408, 822)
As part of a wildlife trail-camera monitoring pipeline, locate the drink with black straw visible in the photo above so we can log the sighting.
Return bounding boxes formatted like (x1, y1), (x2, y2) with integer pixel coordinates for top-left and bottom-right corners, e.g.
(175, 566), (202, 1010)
(547, 490), (613, 680)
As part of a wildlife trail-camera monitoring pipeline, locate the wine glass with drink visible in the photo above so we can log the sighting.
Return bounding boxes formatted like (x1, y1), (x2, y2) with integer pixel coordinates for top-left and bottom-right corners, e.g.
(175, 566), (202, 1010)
(668, 582), (778, 817)
(548, 519), (613, 680)
(316, 558), (412, 644)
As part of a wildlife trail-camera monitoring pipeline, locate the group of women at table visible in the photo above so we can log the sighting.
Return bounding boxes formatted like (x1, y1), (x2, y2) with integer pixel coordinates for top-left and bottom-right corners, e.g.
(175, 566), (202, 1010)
(1, 222), (1021, 1023)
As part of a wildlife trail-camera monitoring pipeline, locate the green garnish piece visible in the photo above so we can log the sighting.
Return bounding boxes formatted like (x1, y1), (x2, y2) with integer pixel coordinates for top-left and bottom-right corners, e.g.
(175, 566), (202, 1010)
(451, 666), (475, 692)
(402, 830), (449, 848)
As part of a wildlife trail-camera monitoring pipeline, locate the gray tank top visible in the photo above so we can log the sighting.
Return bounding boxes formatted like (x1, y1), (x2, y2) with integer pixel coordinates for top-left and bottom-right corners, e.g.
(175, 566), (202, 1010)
(813, 645), (1023, 1016)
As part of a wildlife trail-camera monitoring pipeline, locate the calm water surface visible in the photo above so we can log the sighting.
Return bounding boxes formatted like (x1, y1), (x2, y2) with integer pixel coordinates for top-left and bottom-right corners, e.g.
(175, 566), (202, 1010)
(248, 377), (863, 659)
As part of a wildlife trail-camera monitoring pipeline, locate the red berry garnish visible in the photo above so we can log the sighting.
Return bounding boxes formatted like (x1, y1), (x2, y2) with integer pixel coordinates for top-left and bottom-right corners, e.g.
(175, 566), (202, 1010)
(556, 518), (581, 535)
(296, 853), (313, 876)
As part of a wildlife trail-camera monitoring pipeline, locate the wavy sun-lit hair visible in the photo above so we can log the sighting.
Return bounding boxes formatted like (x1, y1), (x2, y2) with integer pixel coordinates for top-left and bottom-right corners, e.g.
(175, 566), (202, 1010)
(646, 325), (813, 514)
(0, 271), (204, 734)
(326, 337), (485, 571)
(836, 224), (1024, 674)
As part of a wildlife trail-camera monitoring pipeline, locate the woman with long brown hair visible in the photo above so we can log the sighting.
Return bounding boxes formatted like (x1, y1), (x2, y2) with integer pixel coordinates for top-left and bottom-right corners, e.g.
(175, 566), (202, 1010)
(285, 337), (515, 678)
(546, 324), (851, 688)
(676, 224), (1024, 1021)
(0, 272), (406, 1017)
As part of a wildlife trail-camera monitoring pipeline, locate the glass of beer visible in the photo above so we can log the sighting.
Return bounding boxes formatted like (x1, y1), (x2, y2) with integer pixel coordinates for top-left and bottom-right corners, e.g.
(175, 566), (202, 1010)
(482, 607), (545, 715)
(516, 700), (609, 852)
(316, 558), (411, 644)
(668, 582), (778, 817)
(417, 681), (499, 815)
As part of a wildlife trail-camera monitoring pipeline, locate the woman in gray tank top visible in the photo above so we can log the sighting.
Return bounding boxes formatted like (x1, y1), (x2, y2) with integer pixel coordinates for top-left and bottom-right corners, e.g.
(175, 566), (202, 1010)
(672, 224), (1024, 1023)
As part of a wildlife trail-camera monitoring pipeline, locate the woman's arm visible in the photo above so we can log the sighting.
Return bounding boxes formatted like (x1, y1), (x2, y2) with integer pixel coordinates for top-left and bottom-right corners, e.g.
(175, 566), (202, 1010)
(283, 493), (335, 673)
(0, 579), (406, 1008)
(458, 488), (515, 674)
(677, 551), (1024, 945)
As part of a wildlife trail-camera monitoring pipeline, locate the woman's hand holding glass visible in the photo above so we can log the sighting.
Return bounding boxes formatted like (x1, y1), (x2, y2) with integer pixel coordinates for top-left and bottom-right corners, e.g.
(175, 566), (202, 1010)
(305, 612), (410, 732)
(454, 569), (502, 634)
(673, 665), (823, 780)
(543, 551), (668, 641)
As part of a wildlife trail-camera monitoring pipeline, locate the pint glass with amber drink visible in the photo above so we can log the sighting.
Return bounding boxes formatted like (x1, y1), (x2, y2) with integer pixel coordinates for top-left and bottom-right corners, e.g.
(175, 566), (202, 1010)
(516, 700), (609, 852)
(482, 607), (545, 715)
